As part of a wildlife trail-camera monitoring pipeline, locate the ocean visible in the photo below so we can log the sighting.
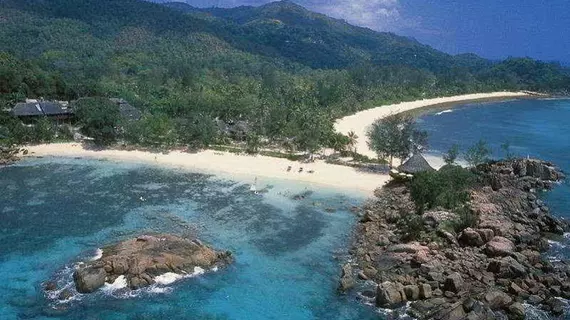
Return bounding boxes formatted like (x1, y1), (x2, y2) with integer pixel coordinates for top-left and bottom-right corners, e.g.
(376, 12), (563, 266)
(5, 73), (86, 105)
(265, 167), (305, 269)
(0, 158), (378, 320)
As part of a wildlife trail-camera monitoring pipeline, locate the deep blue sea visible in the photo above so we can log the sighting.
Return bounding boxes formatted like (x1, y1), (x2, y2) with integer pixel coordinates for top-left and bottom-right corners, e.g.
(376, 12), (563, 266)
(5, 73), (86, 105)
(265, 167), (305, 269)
(418, 97), (570, 267)
(0, 158), (379, 320)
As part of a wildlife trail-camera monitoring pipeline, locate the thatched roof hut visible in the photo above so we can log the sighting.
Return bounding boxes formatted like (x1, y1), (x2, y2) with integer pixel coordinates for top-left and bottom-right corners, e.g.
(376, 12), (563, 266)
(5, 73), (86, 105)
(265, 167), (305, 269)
(398, 153), (435, 174)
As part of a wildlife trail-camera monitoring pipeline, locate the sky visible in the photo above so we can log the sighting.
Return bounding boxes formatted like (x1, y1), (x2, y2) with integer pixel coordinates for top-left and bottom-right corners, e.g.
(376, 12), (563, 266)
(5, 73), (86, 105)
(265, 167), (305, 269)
(154, 0), (570, 64)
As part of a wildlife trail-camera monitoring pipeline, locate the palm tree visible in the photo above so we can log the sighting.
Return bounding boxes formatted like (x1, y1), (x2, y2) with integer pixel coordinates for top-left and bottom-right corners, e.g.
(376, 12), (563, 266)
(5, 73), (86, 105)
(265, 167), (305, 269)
(347, 131), (358, 153)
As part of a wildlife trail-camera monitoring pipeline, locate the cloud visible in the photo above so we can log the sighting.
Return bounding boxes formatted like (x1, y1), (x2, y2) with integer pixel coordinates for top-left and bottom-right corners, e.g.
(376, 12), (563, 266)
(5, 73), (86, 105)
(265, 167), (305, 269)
(309, 0), (402, 31)
(159, 0), (410, 32)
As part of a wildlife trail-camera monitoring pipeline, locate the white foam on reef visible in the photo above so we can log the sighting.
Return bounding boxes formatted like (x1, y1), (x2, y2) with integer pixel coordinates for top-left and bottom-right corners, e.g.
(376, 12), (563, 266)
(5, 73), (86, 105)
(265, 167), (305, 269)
(154, 272), (184, 285)
(435, 109), (453, 115)
(45, 264), (84, 307)
(548, 239), (567, 249)
(102, 275), (128, 292)
(524, 303), (553, 319)
(377, 301), (413, 319)
(148, 286), (173, 294)
(153, 266), (206, 285)
(90, 248), (103, 261)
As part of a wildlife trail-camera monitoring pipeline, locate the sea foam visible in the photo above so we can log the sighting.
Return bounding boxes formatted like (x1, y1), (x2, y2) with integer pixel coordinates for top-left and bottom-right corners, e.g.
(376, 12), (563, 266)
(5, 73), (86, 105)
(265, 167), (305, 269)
(153, 267), (206, 285)
(102, 275), (128, 292)
(90, 248), (103, 261)
(435, 109), (453, 115)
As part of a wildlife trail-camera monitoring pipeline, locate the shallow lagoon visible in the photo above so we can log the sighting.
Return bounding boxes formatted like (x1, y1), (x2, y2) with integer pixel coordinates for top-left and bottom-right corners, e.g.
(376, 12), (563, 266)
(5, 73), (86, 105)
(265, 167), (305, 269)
(0, 158), (379, 320)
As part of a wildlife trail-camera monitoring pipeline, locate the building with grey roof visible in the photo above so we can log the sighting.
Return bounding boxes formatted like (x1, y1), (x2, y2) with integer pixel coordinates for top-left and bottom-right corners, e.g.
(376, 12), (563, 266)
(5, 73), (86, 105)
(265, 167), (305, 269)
(11, 101), (73, 122)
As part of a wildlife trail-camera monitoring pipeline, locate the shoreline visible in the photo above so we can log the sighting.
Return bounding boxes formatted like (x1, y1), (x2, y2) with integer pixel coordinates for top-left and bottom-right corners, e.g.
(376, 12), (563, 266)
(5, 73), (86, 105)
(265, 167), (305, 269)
(334, 91), (534, 160)
(22, 92), (533, 195)
(22, 144), (388, 196)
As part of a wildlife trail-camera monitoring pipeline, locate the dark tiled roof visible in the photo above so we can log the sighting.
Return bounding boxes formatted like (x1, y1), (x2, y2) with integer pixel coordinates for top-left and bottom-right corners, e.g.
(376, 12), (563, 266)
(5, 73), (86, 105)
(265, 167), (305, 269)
(39, 102), (73, 115)
(12, 102), (44, 116)
(110, 98), (141, 121)
(118, 102), (142, 121)
(398, 153), (435, 174)
(12, 102), (72, 117)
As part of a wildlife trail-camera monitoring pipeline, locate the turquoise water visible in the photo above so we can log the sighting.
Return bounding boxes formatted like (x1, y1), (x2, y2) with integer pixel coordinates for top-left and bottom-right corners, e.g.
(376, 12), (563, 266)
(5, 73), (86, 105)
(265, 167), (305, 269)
(0, 158), (378, 319)
(418, 97), (570, 260)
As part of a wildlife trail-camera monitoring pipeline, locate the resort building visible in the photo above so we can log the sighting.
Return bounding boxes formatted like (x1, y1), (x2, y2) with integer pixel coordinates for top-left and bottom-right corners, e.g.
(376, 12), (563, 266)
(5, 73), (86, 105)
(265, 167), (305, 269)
(11, 100), (73, 123)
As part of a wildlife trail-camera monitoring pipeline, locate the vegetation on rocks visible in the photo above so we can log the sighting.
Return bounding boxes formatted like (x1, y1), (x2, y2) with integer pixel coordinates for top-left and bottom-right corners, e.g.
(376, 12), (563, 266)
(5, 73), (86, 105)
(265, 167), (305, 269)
(410, 164), (476, 214)
(348, 158), (569, 319)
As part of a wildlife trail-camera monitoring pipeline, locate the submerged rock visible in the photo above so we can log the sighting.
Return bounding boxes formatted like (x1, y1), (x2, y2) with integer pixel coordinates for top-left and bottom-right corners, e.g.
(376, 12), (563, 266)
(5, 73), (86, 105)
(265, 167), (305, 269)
(71, 234), (232, 293)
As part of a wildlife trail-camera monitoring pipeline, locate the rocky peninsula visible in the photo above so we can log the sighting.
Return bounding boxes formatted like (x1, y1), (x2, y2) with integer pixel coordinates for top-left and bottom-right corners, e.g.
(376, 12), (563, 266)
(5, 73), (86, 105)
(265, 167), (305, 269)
(343, 159), (569, 319)
(48, 234), (232, 295)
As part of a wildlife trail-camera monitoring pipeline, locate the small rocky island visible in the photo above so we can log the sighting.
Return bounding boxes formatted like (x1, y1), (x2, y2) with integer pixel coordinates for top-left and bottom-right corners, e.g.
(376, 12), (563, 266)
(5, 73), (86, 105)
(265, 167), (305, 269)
(71, 234), (232, 293)
(343, 159), (569, 319)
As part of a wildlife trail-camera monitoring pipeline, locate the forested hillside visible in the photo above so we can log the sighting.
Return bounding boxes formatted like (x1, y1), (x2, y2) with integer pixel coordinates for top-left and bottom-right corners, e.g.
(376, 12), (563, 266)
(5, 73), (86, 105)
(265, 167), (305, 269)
(1, 0), (569, 151)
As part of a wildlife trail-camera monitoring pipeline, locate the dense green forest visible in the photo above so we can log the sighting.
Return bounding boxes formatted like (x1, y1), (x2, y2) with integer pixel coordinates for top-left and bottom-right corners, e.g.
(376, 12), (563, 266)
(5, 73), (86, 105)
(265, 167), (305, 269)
(1, 0), (569, 152)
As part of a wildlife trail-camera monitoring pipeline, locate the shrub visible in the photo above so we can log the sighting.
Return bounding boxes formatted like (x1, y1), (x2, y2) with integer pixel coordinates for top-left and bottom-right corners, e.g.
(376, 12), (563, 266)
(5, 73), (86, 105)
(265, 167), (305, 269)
(397, 213), (426, 241)
(74, 97), (121, 146)
(410, 165), (475, 214)
(464, 139), (491, 167)
(441, 207), (479, 234)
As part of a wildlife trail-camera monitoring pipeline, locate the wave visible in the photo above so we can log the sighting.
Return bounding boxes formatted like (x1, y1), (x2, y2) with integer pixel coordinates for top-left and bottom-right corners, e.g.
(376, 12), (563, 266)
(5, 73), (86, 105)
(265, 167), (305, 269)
(90, 248), (103, 261)
(377, 301), (413, 319)
(45, 264), (84, 307)
(524, 298), (570, 319)
(102, 275), (128, 292)
(435, 109), (453, 116)
(45, 264), (217, 308)
(548, 239), (567, 249)
(154, 266), (206, 285)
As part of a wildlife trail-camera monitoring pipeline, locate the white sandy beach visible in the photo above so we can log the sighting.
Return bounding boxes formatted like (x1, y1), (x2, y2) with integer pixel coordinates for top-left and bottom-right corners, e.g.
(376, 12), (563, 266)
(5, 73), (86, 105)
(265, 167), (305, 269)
(24, 144), (389, 195)
(335, 92), (530, 160)
(24, 92), (530, 195)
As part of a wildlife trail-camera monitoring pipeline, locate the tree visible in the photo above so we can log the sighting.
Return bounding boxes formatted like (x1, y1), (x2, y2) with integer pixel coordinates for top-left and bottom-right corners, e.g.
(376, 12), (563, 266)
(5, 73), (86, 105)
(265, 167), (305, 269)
(175, 113), (218, 150)
(500, 141), (515, 160)
(443, 144), (460, 165)
(127, 114), (177, 149)
(0, 111), (27, 162)
(347, 130), (358, 153)
(366, 113), (428, 166)
(74, 97), (121, 146)
(464, 139), (491, 167)
(245, 132), (261, 154)
(29, 117), (55, 144)
(327, 132), (350, 153)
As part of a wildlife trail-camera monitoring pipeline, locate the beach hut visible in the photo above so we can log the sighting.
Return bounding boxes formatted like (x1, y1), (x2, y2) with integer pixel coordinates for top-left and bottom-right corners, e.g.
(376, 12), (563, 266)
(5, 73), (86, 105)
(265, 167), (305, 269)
(398, 153), (435, 174)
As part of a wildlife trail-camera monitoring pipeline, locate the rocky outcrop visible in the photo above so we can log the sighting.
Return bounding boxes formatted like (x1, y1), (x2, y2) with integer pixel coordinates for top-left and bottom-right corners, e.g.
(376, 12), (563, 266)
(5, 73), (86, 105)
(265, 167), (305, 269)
(73, 266), (107, 293)
(70, 234), (232, 293)
(0, 146), (24, 165)
(338, 263), (355, 292)
(346, 159), (569, 319)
